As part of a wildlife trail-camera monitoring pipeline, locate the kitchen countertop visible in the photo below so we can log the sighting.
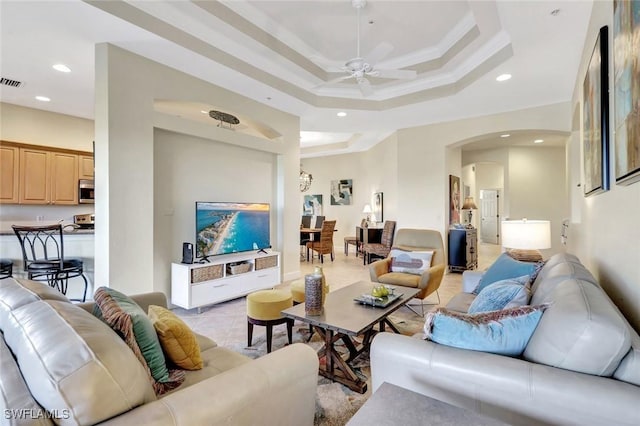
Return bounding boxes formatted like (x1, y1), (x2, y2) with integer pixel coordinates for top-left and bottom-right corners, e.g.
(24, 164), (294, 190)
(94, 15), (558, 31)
(0, 221), (95, 236)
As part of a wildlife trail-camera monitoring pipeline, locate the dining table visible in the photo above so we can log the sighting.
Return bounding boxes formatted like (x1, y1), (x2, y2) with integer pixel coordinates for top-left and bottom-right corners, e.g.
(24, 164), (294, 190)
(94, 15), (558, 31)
(300, 228), (322, 261)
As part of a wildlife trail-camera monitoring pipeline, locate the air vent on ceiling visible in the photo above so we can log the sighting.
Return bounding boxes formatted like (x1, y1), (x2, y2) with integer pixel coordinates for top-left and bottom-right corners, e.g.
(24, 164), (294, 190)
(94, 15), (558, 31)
(0, 77), (23, 88)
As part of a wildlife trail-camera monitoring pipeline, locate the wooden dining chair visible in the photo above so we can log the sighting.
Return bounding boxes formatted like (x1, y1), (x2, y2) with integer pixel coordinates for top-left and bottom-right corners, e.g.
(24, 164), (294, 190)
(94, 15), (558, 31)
(362, 220), (397, 265)
(306, 220), (336, 263)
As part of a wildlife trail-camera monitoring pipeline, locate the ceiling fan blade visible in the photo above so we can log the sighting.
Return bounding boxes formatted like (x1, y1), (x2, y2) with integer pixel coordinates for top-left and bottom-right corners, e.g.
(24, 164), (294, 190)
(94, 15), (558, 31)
(358, 78), (374, 97)
(366, 42), (394, 66)
(372, 69), (417, 80)
(325, 74), (355, 85)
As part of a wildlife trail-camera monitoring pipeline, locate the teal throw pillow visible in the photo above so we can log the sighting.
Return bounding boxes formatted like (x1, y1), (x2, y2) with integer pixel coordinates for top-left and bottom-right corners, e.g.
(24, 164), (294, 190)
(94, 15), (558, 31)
(93, 287), (170, 385)
(474, 253), (538, 294)
(424, 305), (548, 356)
(468, 275), (531, 314)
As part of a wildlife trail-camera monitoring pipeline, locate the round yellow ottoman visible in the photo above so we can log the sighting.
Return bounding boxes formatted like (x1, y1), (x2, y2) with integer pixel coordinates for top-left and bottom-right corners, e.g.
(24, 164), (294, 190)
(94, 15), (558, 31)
(246, 289), (293, 353)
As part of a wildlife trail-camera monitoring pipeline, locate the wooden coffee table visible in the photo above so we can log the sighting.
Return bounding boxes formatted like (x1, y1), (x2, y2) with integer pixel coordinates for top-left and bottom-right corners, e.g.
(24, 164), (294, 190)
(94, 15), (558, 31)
(281, 281), (419, 393)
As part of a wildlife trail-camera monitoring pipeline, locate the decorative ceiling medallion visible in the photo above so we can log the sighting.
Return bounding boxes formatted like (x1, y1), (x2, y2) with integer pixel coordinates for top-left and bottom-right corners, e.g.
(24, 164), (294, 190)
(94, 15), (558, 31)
(209, 110), (240, 129)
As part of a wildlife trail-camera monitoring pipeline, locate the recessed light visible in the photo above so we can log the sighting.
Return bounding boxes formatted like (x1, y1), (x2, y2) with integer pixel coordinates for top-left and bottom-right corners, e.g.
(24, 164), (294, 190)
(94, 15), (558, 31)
(200, 110), (208, 114)
(52, 64), (71, 73)
(35, 96), (50, 102)
(496, 74), (512, 82)
(500, 134), (510, 138)
(337, 112), (347, 117)
(534, 139), (544, 144)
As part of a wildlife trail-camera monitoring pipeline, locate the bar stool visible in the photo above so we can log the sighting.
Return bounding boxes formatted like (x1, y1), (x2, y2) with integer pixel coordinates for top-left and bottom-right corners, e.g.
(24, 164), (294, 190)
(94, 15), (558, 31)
(246, 289), (294, 353)
(0, 259), (13, 279)
(12, 224), (89, 302)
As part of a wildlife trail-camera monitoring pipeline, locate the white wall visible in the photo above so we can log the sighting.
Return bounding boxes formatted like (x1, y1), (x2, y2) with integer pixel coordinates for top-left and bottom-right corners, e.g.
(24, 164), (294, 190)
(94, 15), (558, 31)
(94, 44), (300, 294)
(568, 0), (640, 331)
(0, 103), (93, 150)
(395, 103), (571, 246)
(300, 133), (398, 245)
(462, 146), (567, 254)
(153, 129), (276, 297)
(0, 103), (95, 223)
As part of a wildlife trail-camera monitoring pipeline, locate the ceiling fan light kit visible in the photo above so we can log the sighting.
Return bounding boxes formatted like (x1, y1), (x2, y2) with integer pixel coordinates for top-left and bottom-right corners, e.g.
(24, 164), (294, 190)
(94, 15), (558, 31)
(321, 0), (417, 97)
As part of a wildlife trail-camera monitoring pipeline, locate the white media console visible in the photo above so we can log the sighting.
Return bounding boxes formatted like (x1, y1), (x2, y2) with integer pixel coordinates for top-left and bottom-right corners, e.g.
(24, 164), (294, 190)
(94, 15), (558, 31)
(171, 250), (280, 311)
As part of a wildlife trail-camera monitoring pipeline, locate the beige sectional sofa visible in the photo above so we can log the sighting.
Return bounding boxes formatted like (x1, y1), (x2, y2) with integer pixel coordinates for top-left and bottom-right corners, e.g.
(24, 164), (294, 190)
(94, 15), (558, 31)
(370, 253), (640, 425)
(0, 278), (318, 425)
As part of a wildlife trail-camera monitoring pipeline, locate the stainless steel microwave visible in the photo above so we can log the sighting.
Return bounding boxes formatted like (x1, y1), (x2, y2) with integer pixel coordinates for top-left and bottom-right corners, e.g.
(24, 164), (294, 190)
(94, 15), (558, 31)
(79, 179), (94, 204)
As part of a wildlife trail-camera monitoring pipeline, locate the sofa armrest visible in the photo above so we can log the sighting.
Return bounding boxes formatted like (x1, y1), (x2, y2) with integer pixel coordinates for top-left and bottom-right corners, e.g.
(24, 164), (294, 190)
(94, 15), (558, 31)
(97, 343), (319, 426)
(371, 333), (640, 426)
(461, 270), (483, 293)
(369, 258), (391, 282)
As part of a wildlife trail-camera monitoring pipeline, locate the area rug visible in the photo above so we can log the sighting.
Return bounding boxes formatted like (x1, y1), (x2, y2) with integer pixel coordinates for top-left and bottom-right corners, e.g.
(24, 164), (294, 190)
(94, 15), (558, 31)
(226, 315), (424, 426)
(178, 298), (427, 425)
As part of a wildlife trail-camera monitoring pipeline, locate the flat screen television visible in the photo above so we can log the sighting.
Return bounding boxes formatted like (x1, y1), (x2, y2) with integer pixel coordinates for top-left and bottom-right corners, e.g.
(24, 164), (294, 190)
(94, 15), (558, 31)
(195, 202), (270, 259)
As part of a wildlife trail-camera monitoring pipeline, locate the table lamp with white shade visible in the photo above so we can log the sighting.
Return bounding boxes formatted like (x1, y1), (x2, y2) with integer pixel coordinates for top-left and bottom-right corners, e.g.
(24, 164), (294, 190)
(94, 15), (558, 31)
(362, 204), (372, 227)
(501, 219), (551, 262)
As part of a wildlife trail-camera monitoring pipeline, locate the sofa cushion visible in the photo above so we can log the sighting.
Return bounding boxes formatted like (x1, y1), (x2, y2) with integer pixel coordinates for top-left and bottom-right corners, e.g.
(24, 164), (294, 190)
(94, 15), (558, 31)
(167, 346), (252, 394)
(2, 300), (155, 425)
(148, 305), (203, 370)
(376, 272), (420, 288)
(0, 278), (69, 331)
(93, 287), (170, 384)
(0, 335), (54, 426)
(468, 275), (531, 313)
(445, 292), (476, 313)
(389, 249), (433, 275)
(474, 253), (539, 294)
(424, 305), (547, 356)
(524, 279), (631, 376)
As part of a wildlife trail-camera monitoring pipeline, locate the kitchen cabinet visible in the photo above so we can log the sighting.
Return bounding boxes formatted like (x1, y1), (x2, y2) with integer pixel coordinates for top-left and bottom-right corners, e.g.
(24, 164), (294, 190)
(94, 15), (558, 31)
(19, 147), (78, 205)
(78, 154), (94, 179)
(0, 145), (19, 203)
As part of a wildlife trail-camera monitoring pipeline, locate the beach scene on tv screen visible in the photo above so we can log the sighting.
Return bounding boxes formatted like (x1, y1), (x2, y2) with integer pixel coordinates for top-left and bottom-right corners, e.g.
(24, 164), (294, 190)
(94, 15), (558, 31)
(196, 202), (270, 258)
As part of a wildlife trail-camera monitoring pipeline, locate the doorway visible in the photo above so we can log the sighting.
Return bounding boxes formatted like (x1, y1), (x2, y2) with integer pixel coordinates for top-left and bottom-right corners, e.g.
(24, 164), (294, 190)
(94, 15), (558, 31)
(480, 189), (500, 244)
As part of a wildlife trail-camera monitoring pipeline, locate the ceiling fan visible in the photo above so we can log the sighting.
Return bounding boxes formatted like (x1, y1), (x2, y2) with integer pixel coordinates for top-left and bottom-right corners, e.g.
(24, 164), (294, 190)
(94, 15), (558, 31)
(324, 0), (417, 96)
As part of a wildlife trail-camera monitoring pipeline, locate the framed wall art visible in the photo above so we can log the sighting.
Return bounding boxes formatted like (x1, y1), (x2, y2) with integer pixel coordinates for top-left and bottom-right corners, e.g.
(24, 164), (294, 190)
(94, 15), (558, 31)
(303, 194), (323, 216)
(582, 25), (610, 196)
(613, 0), (640, 185)
(372, 192), (383, 223)
(330, 179), (353, 205)
(449, 175), (461, 225)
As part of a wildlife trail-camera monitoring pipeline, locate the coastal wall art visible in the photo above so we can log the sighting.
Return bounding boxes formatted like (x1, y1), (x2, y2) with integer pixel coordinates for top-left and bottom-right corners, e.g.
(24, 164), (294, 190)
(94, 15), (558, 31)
(582, 25), (610, 196)
(613, 0), (640, 185)
(449, 175), (461, 225)
(331, 179), (353, 205)
(303, 194), (323, 215)
(372, 192), (383, 223)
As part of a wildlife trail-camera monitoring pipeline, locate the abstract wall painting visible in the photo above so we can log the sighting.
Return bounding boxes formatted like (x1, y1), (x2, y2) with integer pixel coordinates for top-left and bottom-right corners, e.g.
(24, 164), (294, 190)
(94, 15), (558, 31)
(303, 194), (323, 216)
(330, 179), (353, 205)
(582, 26), (610, 196)
(613, 0), (640, 185)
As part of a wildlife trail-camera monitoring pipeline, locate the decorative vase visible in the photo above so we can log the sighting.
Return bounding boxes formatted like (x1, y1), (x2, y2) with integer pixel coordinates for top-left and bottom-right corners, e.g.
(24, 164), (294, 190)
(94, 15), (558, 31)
(304, 273), (323, 316)
(313, 266), (329, 305)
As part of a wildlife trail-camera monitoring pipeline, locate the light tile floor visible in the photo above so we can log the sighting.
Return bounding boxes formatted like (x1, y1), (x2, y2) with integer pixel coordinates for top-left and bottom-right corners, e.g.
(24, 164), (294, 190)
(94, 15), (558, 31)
(175, 242), (502, 348)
